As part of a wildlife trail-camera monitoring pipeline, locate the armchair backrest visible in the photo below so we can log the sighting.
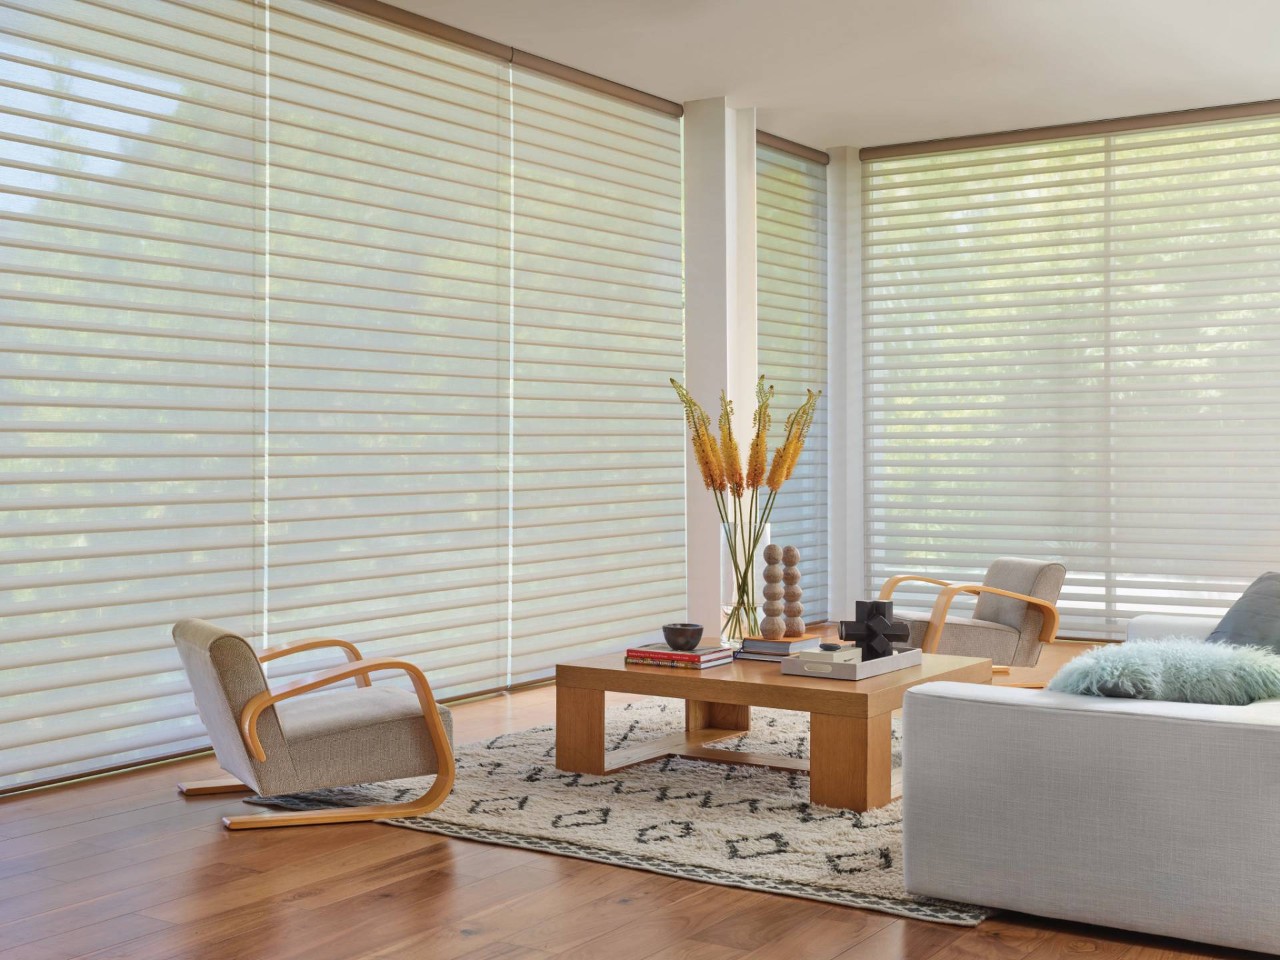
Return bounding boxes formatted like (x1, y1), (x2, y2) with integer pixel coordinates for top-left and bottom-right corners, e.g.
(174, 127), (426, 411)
(975, 557), (1067, 638)
(172, 618), (286, 792)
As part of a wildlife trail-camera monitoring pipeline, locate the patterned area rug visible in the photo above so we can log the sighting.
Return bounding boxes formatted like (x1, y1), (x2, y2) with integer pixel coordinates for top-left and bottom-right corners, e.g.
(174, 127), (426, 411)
(253, 698), (988, 925)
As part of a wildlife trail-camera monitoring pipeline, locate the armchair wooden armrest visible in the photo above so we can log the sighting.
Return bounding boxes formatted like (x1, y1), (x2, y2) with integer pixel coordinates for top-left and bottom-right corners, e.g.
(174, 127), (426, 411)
(257, 637), (369, 686)
(922, 583), (1060, 655)
(239, 657), (450, 765)
(878, 575), (952, 601)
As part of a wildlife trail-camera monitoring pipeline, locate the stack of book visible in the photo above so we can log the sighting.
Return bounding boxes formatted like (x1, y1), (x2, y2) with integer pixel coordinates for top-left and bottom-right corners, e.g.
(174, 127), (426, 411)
(625, 643), (734, 669)
(735, 635), (821, 662)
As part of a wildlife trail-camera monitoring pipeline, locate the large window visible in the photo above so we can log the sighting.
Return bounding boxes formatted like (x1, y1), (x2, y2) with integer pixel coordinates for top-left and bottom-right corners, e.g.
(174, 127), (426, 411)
(863, 116), (1280, 638)
(757, 143), (829, 620)
(0, 0), (684, 790)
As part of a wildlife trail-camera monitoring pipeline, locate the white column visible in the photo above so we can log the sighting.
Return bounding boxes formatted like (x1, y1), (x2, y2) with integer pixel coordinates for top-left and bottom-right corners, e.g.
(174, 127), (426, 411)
(825, 146), (863, 616)
(682, 98), (757, 632)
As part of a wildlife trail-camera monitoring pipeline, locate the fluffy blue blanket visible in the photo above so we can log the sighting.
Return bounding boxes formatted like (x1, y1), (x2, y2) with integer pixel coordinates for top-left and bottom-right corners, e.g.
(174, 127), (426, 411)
(1048, 639), (1280, 705)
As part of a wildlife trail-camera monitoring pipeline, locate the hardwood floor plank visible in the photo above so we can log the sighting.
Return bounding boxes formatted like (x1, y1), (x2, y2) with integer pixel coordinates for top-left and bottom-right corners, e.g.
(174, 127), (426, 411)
(829, 917), (964, 960)
(694, 894), (855, 953)
(1020, 927), (1133, 960)
(0, 841), (114, 881)
(35, 823), (236, 882)
(0, 871), (62, 900)
(0, 795), (248, 863)
(453, 943), (556, 960)
(563, 883), (796, 960)
(3, 912), (174, 960)
(933, 915), (1057, 960)
(0, 756), (219, 824)
(506, 873), (695, 954)
(0, 862), (257, 951)
(138, 828), (441, 924)
(737, 907), (896, 960)
(639, 941), (746, 960)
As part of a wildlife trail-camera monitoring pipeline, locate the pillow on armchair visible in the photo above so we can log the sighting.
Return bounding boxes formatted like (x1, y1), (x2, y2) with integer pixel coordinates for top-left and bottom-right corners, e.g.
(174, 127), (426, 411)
(1207, 572), (1280, 653)
(1047, 639), (1280, 706)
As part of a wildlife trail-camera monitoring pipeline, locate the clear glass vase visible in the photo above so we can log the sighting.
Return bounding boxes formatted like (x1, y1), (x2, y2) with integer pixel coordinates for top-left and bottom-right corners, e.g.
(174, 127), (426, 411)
(719, 521), (769, 649)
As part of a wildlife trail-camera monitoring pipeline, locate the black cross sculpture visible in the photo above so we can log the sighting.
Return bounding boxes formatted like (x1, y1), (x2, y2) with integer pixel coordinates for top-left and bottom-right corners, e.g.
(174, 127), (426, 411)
(838, 600), (910, 661)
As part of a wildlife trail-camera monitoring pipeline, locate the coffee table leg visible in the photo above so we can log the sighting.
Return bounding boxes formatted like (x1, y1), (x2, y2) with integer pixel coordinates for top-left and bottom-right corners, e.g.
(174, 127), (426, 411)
(809, 711), (893, 812)
(686, 700), (750, 736)
(556, 684), (605, 774)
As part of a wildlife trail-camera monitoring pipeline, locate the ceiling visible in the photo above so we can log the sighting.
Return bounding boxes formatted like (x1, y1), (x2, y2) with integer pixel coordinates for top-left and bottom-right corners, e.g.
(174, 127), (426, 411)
(384, 0), (1280, 151)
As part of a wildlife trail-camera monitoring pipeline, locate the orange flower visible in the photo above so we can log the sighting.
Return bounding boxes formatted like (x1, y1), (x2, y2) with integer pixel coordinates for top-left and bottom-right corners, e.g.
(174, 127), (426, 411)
(745, 377), (773, 490)
(718, 392), (745, 499)
(671, 378), (725, 491)
(766, 389), (822, 492)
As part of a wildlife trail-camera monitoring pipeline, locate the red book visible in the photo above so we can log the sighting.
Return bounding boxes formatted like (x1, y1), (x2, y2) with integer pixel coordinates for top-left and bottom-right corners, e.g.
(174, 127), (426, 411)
(625, 642), (732, 663)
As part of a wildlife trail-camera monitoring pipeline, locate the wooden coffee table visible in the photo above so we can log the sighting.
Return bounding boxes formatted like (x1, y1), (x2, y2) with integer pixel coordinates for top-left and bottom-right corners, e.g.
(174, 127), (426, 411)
(555, 652), (991, 812)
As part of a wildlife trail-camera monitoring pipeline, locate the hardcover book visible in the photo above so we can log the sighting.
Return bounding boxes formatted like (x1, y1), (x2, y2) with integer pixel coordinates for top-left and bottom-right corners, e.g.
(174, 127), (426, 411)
(625, 642), (733, 662)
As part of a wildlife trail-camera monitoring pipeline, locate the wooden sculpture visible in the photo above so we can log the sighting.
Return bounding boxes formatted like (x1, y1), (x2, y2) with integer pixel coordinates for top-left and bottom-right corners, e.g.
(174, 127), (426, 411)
(782, 545), (804, 637)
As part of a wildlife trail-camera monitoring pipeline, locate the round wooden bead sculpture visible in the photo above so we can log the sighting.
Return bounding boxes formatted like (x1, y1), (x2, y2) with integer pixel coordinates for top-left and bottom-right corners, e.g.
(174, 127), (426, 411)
(760, 544), (786, 640)
(782, 545), (804, 637)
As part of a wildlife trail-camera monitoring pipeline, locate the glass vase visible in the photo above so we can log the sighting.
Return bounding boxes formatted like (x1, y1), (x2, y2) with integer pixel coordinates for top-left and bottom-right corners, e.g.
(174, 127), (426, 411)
(720, 521), (769, 649)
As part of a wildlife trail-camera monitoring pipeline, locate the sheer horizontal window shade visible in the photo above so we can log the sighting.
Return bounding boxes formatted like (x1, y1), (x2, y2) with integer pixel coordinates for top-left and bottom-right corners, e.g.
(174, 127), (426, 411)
(0, 0), (262, 787)
(261, 0), (510, 696)
(757, 144), (829, 620)
(509, 69), (685, 683)
(2, 0), (688, 790)
(863, 116), (1280, 639)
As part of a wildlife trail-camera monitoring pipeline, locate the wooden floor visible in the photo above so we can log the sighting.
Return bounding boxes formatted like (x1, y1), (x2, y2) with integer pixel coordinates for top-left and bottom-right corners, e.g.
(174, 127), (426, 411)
(0, 656), (1262, 960)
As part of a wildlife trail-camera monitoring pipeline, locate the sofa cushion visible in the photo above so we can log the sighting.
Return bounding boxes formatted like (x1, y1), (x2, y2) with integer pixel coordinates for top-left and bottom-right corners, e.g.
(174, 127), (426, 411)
(1208, 572), (1280, 652)
(1047, 639), (1280, 706)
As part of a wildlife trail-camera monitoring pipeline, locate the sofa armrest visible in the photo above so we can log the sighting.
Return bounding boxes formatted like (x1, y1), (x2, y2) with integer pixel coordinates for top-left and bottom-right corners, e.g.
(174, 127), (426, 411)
(1125, 613), (1220, 643)
(901, 682), (1280, 955)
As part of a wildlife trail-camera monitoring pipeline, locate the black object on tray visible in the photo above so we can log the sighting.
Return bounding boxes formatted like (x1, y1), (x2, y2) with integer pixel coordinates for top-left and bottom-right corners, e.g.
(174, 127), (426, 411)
(838, 600), (910, 661)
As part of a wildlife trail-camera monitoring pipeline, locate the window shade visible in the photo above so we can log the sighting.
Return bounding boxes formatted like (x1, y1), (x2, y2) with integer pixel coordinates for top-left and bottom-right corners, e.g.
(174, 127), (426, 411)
(261, 0), (511, 696)
(863, 116), (1280, 638)
(2, 0), (689, 791)
(0, 0), (262, 786)
(508, 68), (685, 682)
(757, 143), (829, 620)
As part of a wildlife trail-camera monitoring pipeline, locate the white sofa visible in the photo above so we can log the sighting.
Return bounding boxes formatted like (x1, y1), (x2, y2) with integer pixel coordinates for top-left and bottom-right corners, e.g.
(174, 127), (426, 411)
(902, 614), (1280, 955)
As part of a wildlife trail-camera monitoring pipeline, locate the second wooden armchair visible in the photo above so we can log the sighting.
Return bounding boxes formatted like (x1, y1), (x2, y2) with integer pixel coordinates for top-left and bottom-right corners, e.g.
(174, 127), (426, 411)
(879, 557), (1066, 668)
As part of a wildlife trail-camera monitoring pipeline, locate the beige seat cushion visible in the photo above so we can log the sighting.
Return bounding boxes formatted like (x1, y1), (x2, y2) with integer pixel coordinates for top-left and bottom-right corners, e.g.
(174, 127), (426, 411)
(897, 609), (1021, 665)
(259, 686), (454, 797)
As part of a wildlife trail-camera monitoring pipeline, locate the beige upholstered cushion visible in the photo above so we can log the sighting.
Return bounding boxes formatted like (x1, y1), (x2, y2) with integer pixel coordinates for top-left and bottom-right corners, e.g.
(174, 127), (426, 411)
(897, 610), (1022, 666)
(267, 688), (453, 796)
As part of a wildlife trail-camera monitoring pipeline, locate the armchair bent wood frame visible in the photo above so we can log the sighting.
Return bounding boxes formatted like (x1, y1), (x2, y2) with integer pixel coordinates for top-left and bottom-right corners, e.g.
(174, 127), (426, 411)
(879, 558), (1066, 669)
(173, 618), (455, 829)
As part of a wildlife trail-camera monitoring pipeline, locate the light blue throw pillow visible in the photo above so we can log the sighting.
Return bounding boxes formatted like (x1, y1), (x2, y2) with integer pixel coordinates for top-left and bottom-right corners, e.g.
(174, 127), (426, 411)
(1047, 639), (1280, 706)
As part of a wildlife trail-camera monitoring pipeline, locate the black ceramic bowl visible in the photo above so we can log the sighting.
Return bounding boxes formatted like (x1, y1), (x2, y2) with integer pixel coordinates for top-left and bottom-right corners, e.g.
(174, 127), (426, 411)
(661, 623), (704, 651)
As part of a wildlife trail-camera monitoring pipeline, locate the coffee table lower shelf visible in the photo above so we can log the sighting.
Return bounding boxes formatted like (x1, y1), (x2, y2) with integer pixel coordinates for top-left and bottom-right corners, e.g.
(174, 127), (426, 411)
(556, 687), (896, 812)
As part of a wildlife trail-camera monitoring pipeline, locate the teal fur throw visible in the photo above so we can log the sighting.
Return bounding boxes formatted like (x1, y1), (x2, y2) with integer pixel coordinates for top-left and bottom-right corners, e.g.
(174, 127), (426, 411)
(1048, 639), (1280, 706)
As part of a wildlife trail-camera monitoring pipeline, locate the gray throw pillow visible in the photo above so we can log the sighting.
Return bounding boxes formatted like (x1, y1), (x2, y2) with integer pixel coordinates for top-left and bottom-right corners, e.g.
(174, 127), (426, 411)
(1208, 572), (1280, 653)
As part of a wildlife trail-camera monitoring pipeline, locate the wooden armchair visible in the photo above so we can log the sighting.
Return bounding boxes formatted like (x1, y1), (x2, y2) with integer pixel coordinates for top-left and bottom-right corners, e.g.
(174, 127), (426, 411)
(879, 558), (1065, 669)
(172, 619), (455, 829)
